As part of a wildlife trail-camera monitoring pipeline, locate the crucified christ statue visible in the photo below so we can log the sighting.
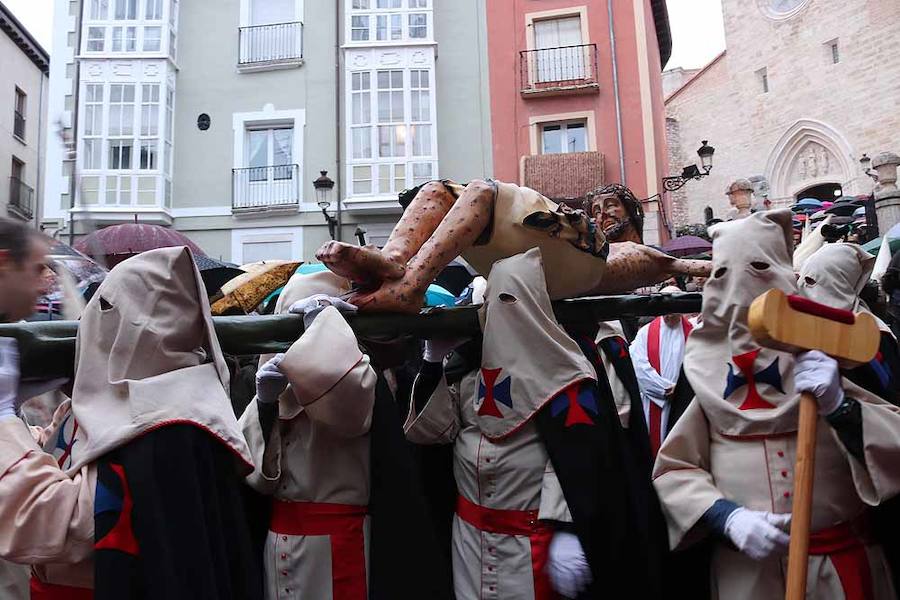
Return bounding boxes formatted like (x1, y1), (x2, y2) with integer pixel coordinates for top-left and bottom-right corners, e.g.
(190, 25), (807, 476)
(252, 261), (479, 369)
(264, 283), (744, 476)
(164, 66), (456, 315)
(318, 179), (709, 313)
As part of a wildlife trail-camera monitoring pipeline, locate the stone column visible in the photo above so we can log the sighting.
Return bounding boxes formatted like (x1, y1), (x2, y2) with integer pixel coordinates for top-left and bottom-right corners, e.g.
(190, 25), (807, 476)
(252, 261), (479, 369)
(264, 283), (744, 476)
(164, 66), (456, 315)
(726, 179), (754, 219)
(873, 152), (900, 234)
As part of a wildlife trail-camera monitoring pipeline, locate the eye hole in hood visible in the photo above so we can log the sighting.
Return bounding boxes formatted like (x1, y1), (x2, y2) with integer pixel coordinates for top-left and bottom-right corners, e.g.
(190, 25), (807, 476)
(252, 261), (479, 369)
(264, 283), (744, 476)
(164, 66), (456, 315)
(751, 261), (770, 271)
(714, 267), (727, 279)
(99, 296), (114, 311)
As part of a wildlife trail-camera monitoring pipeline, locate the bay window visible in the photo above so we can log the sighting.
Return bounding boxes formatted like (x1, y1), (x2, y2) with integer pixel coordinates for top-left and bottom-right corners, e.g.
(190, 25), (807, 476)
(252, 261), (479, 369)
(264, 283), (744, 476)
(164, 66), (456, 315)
(348, 67), (437, 197)
(347, 0), (431, 43)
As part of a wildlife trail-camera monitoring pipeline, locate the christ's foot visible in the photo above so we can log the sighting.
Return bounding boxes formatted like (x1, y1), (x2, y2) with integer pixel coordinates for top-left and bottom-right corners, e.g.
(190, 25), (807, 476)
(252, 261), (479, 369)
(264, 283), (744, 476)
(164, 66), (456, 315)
(348, 278), (425, 314)
(316, 241), (406, 285)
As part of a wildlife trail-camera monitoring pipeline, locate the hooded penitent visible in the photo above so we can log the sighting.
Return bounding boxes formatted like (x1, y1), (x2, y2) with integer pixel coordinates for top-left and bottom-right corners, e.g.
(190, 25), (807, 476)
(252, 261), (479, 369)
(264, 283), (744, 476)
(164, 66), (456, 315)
(62, 246), (252, 475)
(684, 209), (800, 436)
(798, 243), (875, 312)
(475, 247), (597, 439)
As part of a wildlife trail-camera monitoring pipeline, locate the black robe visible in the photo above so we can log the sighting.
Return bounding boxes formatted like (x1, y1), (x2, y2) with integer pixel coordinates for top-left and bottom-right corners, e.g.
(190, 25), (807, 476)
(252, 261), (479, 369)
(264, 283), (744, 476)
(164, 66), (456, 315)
(595, 333), (711, 600)
(93, 424), (263, 600)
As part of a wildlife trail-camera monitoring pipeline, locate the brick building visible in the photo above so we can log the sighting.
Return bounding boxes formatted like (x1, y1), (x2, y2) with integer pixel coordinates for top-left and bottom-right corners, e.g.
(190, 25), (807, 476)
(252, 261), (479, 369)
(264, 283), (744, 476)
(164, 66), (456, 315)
(665, 0), (900, 227)
(485, 0), (673, 244)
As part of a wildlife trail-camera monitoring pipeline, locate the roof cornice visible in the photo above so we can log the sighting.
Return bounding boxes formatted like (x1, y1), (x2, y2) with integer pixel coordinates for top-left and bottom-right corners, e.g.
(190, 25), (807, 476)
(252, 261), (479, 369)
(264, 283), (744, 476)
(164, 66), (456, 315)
(0, 0), (50, 73)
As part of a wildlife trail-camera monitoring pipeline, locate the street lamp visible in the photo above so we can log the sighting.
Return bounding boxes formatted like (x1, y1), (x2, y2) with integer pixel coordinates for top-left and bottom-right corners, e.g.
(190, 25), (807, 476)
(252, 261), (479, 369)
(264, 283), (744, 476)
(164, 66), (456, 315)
(662, 140), (716, 192)
(313, 170), (337, 240)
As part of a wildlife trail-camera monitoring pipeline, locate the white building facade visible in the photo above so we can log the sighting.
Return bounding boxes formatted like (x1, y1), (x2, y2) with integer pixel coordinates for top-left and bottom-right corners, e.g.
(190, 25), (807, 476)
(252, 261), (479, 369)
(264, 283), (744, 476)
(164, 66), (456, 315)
(43, 0), (492, 262)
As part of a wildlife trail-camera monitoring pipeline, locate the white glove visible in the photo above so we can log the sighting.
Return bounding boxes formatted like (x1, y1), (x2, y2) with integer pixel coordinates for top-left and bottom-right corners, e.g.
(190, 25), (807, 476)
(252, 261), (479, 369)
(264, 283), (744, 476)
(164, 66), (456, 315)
(423, 338), (469, 363)
(724, 508), (791, 561)
(0, 338), (20, 419)
(288, 294), (358, 329)
(256, 353), (288, 404)
(548, 531), (592, 598)
(794, 350), (845, 416)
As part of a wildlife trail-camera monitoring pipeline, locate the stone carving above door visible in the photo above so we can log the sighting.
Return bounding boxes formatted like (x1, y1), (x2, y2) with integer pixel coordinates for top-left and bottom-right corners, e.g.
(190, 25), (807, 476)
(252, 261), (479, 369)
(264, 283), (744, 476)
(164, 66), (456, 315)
(790, 142), (835, 184)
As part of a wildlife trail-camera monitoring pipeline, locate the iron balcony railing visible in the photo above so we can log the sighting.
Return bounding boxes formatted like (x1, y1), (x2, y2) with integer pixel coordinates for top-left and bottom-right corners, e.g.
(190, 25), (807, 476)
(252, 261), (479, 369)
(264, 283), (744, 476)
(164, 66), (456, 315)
(9, 177), (34, 219)
(519, 43), (600, 94)
(13, 110), (25, 140)
(238, 21), (303, 66)
(232, 164), (300, 211)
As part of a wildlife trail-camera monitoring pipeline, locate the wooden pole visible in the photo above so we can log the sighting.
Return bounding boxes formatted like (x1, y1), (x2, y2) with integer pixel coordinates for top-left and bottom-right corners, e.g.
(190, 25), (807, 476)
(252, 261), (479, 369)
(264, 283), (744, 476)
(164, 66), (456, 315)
(0, 293), (702, 379)
(785, 392), (818, 600)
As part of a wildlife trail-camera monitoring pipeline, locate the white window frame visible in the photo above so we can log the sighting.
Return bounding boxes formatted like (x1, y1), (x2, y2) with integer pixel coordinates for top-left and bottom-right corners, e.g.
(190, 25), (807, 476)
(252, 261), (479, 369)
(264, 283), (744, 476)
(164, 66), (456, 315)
(345, 63), (438, 200)
(238, 0), (304, 28)
(232, 106), (306, 212)
(75, 74), (170, 209)
(81, 0), (173, 56)
(539, 120), (588, 155)
(345, 0), (433, 45)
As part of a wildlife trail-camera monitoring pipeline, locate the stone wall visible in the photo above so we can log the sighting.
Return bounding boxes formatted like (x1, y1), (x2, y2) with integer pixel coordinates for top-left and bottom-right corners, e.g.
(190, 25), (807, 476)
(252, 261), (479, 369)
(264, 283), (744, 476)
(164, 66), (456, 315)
(665, 0), (900, 226)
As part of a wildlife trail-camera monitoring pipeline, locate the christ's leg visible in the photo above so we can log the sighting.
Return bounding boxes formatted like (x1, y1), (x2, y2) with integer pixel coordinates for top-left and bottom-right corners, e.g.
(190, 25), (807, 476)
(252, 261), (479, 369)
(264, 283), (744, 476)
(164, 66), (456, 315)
(316, 181), (457, 285)
(350, 180), (495, 313)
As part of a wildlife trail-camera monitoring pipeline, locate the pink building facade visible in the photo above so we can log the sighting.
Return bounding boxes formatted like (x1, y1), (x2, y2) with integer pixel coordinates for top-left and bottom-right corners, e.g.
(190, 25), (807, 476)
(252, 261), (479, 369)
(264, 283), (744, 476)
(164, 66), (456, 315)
(485, 0), (672, 243)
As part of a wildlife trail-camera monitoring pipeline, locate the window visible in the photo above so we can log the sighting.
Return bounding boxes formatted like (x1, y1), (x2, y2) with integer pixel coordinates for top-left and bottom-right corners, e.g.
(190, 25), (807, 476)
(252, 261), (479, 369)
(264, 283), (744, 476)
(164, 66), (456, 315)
(143, 26), (161, 51)
(90, 0), (109, 20)
(87, 27), (105, 51)
(13, 88), (26, 140)
(533, 16), (584, 82)
(348, 67), (436, 197)
(756, 67), (769, 93)
(165, 86), (174, 176)
(351, 72), (372, 159)
(351, 15), (370, 40)
(139, 84), (160, 170)
(251, 0), (294, 25)
(83, 84), (104, 169)
(114, 0), (136, 20)
(112, 26), (137, 51)
(246, 127), (294, 181)
(108, 84), (135, 170)
(376, 14), (402, 40)
(145, 0), (162, 19)
(349, 0), (430, 42)
(10, 157), (23, 182)
(408, 13), (426, 38)
(541, 121), (587, 154)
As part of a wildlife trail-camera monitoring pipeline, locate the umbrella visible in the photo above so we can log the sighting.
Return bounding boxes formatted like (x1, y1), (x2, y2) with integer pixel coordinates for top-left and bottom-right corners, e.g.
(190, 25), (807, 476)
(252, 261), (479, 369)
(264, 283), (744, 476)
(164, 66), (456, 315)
(193, 255), (245, 297)
(863, 236), (900, 257)
(74, 223), (206, 267)
(661, 235), (712, 258)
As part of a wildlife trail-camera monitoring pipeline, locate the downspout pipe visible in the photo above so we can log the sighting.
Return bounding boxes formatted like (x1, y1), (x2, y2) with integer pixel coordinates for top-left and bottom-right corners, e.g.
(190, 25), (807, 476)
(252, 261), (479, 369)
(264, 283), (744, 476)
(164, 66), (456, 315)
(35, 69), (45, 230)
(334, 1), (343, 242)
(608, 0), (626, 184)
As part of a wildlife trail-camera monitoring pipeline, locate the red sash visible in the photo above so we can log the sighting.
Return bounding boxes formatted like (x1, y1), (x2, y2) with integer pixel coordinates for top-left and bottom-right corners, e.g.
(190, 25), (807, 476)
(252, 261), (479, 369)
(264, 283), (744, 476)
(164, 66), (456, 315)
(30, 579), (93, 600)
(270, 500), (368, 600)
(456, 495), (554, 600)
(646, 317), (692, 458)
(808, 520), (873, 600)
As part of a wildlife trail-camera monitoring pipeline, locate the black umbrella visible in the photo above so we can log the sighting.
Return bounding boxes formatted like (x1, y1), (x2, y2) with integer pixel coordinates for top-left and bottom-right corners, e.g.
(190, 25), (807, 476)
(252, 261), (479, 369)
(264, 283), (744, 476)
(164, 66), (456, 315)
(193, 255), (246, 297)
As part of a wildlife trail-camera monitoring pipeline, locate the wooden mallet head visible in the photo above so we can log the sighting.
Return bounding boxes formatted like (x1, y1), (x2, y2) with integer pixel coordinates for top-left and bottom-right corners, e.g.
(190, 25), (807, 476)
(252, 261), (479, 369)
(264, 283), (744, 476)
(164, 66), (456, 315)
(748, 288), (879, 366)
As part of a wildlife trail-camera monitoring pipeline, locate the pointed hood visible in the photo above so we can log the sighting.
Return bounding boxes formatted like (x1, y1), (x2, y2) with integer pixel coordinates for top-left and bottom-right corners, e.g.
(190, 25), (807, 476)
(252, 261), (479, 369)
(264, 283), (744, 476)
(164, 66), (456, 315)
(684, 210), (802, 436)
(64, 246), (253, 475)
(798, 243), (875, 312)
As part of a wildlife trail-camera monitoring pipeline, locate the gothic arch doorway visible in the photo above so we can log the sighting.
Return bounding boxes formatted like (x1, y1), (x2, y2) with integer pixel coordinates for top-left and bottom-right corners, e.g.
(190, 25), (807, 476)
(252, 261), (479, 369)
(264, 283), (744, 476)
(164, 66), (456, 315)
(795, 182), (843, 202)
(765, 119), (854, 206)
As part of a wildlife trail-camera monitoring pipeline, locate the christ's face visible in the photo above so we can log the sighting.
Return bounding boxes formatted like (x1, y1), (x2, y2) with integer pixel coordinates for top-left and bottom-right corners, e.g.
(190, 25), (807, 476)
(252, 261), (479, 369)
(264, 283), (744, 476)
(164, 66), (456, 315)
(588, 193), (626, 234)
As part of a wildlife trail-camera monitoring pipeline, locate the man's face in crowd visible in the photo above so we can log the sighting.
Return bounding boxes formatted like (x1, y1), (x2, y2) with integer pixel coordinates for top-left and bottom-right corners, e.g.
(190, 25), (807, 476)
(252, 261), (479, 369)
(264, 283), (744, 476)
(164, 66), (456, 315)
(0, 237), (50, 322)
(663, 313), (681, 327)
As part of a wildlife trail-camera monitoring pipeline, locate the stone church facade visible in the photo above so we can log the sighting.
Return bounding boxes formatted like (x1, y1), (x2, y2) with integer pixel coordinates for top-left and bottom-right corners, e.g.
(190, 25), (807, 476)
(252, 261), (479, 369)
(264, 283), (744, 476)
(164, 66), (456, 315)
(665, 0), (900, 227)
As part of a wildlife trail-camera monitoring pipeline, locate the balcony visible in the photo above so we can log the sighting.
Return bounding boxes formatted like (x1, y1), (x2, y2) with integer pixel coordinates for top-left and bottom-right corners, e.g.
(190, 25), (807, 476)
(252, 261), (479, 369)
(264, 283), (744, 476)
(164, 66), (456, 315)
(8, 177), (34, 220)
(232, 164), (300, 213)
(519, 44), (600, 96)
(522, 151), (604, 203)
(238, 21), (303, 70)
(13, 111), (25, 141)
